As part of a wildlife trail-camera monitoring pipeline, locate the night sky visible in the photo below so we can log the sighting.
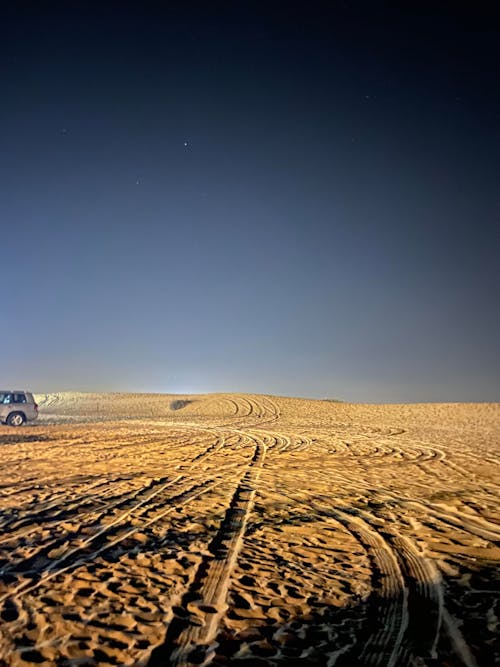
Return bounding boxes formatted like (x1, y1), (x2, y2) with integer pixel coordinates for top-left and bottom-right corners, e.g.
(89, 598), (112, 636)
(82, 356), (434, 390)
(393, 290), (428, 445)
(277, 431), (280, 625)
(2, 1), (499, 402)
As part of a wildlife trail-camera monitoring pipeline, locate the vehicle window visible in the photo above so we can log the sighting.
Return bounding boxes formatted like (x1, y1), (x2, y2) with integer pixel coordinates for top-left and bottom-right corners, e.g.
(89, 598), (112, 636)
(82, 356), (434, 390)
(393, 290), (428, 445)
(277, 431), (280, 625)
(0, 393), (6, 403)
(2, 394), (12, 404)
(13, 394), (27, 404)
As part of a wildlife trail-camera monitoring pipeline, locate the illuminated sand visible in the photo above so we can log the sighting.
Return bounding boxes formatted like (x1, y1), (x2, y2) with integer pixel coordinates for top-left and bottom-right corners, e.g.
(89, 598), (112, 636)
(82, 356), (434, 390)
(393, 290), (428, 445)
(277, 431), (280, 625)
(0, 393), (498, 666)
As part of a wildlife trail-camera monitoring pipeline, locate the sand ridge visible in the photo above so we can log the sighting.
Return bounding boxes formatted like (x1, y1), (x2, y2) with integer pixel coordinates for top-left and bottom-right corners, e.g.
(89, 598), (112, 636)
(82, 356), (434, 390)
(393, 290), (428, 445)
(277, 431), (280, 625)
(0, 392), (498, 666)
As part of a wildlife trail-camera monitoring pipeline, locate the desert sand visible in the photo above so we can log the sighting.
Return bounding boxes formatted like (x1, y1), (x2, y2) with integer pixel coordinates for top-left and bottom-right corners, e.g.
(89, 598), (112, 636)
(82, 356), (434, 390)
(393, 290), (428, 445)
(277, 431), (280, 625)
(0, 392), (498, 666)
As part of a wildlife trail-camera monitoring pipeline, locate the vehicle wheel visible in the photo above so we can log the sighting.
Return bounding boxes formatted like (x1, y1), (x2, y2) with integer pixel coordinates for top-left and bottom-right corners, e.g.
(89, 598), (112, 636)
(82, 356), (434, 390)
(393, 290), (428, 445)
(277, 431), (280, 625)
(7, 412), (25, 426)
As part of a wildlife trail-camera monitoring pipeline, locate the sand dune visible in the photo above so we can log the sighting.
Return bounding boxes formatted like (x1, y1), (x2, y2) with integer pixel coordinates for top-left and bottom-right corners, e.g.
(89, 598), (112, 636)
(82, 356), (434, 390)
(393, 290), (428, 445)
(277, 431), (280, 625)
(0, 392), (498, 666)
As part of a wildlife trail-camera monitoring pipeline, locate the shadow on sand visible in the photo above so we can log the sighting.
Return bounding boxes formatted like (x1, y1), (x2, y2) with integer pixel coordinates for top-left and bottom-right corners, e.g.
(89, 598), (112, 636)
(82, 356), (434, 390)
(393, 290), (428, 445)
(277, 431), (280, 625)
(0, 491), (498, 667)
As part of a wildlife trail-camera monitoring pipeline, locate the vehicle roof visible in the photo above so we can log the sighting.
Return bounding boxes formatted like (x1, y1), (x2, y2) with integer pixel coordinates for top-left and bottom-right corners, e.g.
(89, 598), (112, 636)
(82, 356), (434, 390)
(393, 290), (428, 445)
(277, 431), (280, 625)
(0, 390), (29, 393)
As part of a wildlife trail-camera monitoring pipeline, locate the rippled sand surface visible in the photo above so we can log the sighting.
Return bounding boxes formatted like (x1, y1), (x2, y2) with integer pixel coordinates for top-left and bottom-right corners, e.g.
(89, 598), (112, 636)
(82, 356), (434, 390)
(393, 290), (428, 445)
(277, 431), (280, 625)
(0, 392), (499, 666)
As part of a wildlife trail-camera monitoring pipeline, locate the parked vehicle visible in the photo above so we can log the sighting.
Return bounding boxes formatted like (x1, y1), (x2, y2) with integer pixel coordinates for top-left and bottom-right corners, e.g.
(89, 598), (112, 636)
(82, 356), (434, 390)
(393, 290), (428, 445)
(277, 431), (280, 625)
(0, 391), (38, 426)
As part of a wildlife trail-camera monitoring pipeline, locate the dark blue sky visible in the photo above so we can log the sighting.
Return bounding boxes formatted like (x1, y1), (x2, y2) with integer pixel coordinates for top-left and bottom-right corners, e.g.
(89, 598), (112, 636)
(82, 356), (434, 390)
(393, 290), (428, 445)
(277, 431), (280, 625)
(2, 1), (499, 401)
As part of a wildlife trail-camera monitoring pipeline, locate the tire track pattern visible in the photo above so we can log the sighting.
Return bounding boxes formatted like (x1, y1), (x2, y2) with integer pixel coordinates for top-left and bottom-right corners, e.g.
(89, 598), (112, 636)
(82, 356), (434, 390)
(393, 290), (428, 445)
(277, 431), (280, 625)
(262, 484), (475, 667)
(148, 436), (267, 666)
(0, 394), (497, 667)
(0, 432), (249, 603)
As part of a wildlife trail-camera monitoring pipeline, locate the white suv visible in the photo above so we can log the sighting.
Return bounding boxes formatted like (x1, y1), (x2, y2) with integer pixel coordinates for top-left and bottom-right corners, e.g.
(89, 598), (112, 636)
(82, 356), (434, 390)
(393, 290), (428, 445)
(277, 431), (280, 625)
(0, 391), (39, 426)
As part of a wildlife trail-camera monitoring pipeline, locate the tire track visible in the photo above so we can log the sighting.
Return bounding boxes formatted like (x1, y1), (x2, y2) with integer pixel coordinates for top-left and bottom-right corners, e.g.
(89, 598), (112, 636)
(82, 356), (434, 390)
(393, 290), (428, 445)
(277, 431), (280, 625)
(261, 483), (475, 667)
(386, 531), (443, 661)
(0, 476), (228, 605)
(222, 395), (280, 429)
(0, 433), (250, 599)
(0, 397), (495, 667)
(330, 509), (409, 667)
(402, 500), (500, 543)
(0, 427), (217, 467)
(381, 524), (477, 667)
(0, 431), (244, 549)
(0, 428), (261, 664)
(0, 428), (218, 506)
(311, 467), (500, 544)
(148, 434), (268, 667)
(0, 474), (156, 544)
(249, 482), (410, 667)
(306, 435), (445, 465)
